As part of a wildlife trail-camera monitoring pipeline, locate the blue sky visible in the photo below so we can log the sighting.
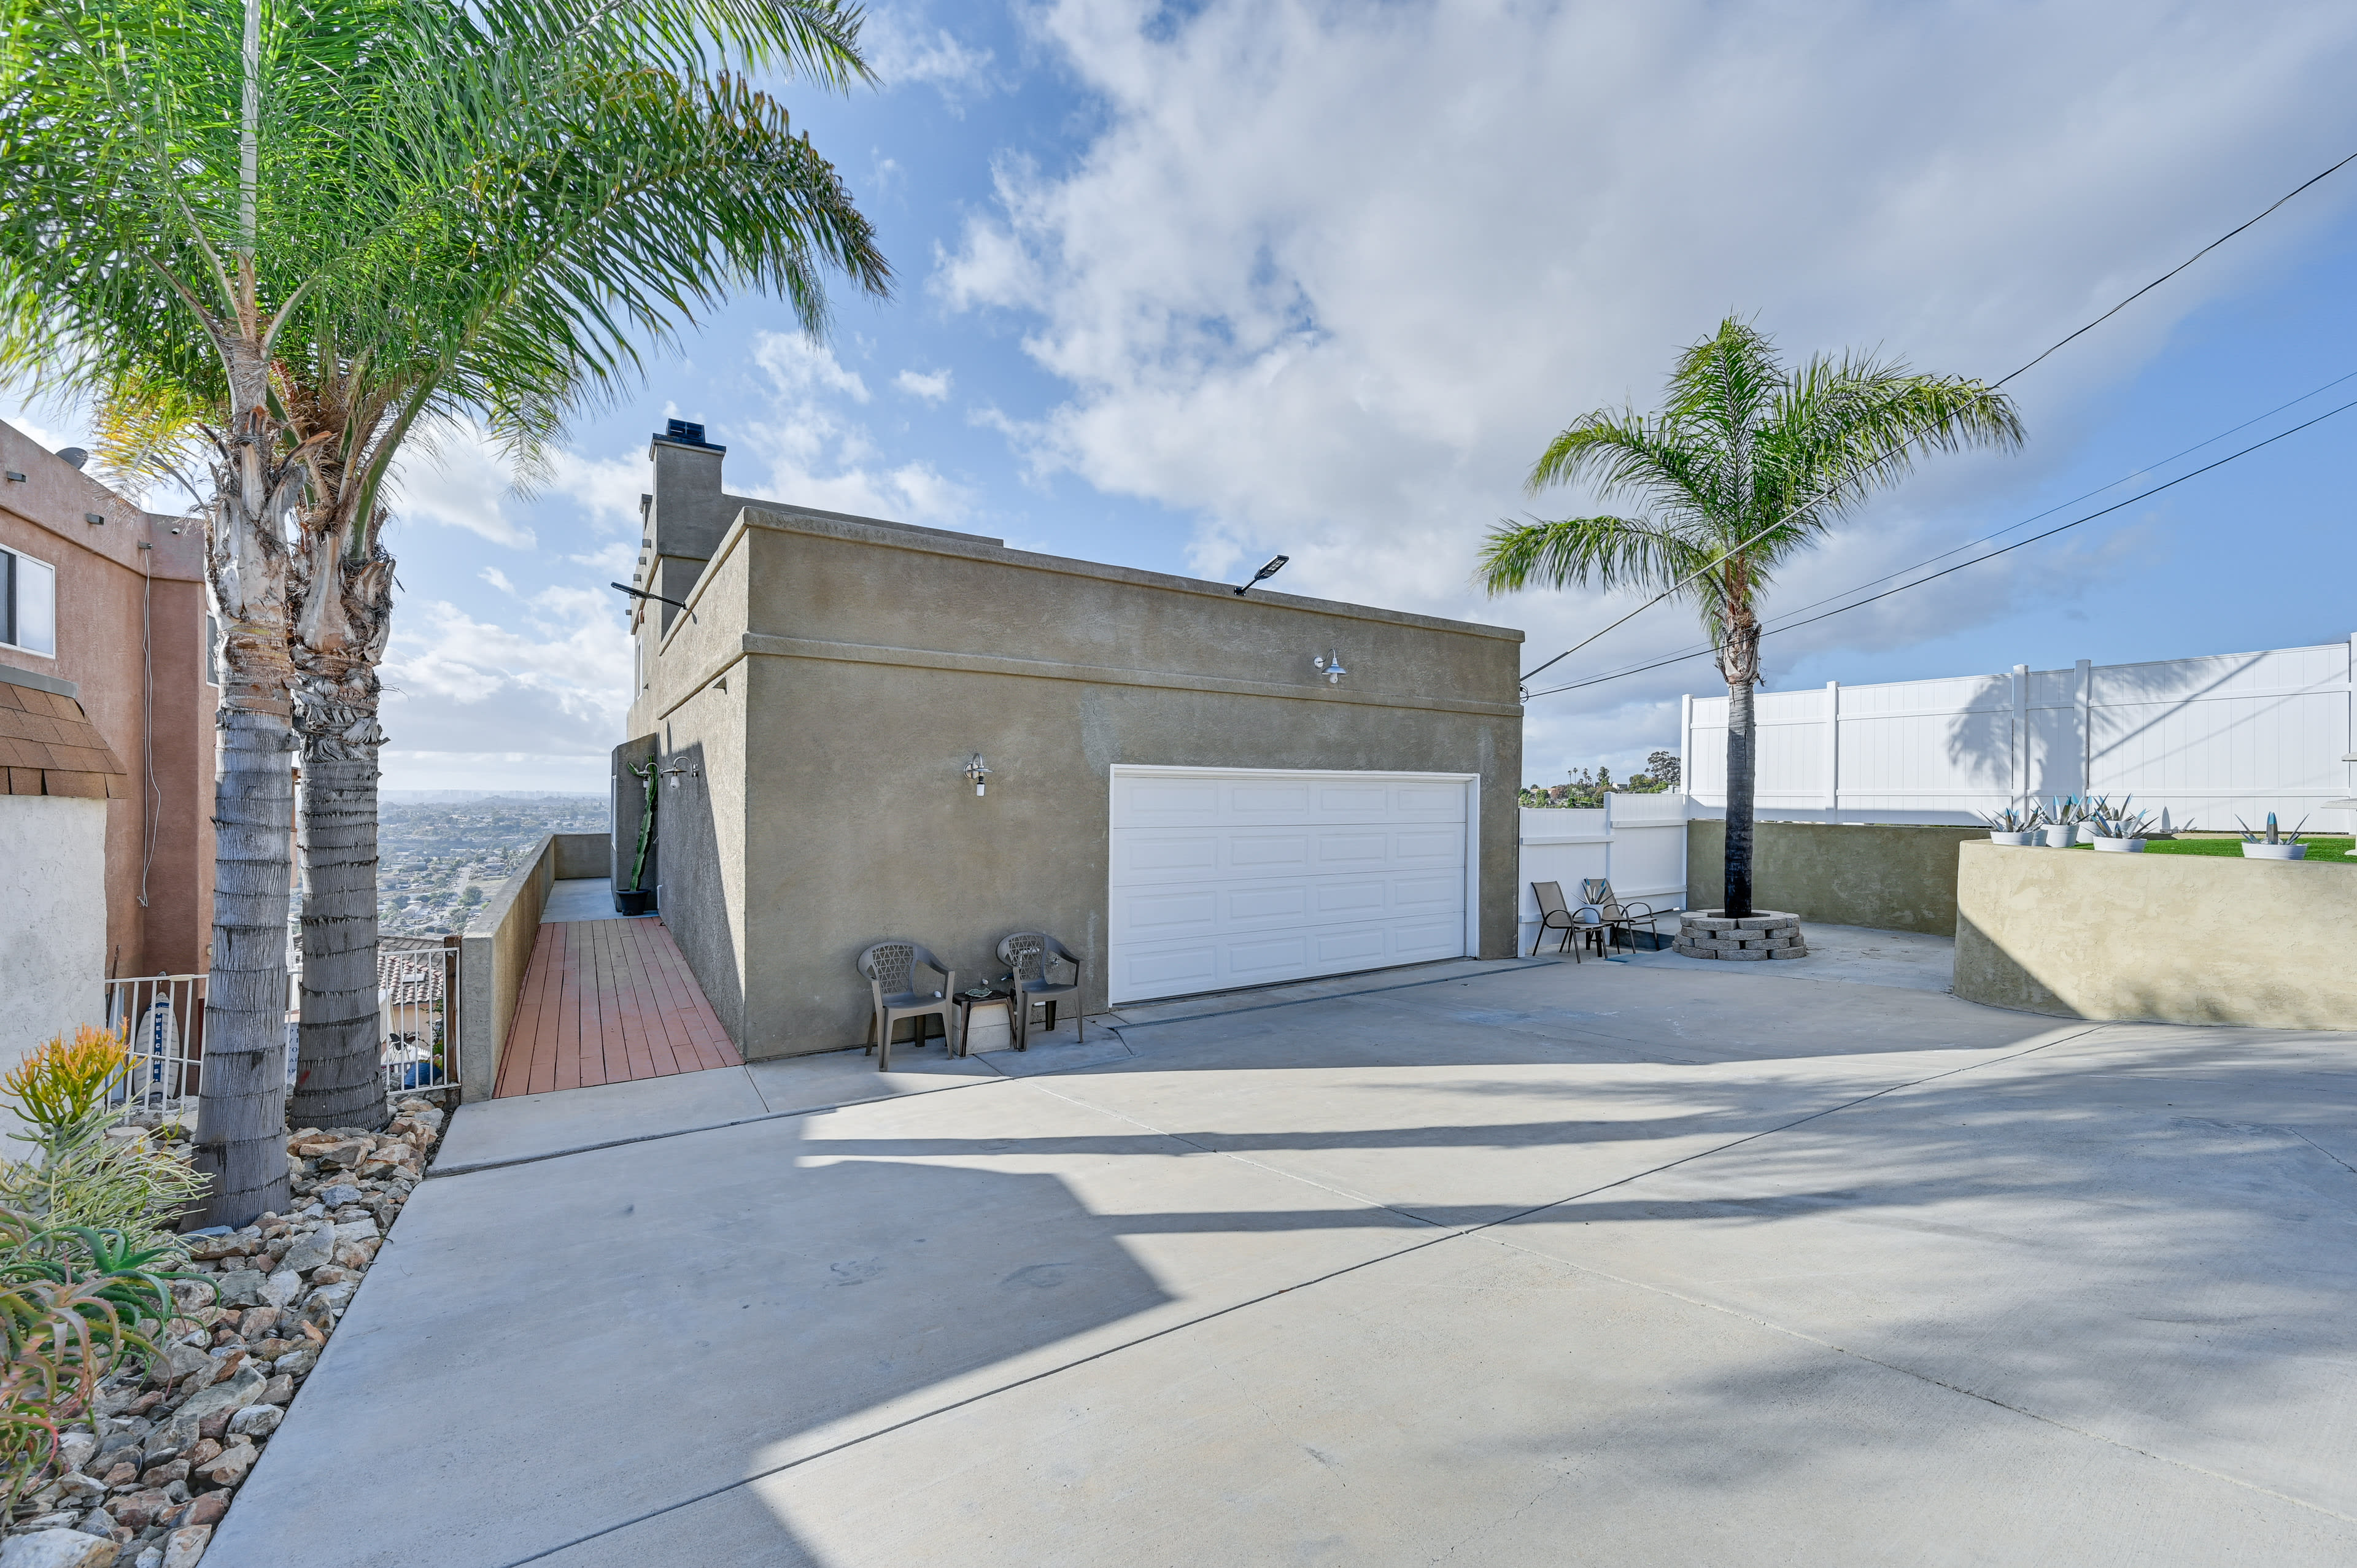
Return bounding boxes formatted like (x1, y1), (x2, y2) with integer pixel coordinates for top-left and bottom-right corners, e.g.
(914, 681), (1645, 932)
(10, 0), (2357, 794)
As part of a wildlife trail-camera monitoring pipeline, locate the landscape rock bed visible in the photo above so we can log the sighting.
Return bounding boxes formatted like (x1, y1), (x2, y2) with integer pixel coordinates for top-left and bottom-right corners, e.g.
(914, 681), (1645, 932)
(3, 1099), (448, 1568)
(1676, 910), (1807, 960)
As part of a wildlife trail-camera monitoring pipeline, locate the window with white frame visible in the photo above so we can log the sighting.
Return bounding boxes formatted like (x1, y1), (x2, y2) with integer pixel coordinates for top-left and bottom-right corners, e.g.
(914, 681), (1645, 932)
(1, 545), (57, 657)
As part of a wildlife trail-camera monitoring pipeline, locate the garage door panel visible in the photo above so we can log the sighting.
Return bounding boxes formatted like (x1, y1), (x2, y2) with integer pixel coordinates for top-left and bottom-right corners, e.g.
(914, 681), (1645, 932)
(1225, 882), (1312, 924)
(1111, 768), (1473, 1004)
(1226, 933), (1314, 980)
(1390, 919), (1468, 962)
(1313, 832), (1393, 869)
(1310, 878), (1390, 917)
(1390, 873), (1465, 913)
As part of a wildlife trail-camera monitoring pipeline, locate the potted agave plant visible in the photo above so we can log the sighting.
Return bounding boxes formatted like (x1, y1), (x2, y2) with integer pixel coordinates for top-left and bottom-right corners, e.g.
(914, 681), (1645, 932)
(2042, 795), (2088, 848)
(616, 759), (659, 914)
(2086, 800), (2158, 852)
(2238, 813), (2309, 860)
(1981, 805), (2044, 846)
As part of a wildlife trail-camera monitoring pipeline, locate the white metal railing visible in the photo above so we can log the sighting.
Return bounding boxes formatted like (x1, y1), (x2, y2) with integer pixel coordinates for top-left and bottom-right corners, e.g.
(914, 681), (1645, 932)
(101, 942), (464, 1126)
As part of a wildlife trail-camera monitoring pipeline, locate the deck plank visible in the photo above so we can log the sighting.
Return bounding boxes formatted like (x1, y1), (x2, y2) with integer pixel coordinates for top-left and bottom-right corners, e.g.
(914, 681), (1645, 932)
(492, 917), (740, 1098)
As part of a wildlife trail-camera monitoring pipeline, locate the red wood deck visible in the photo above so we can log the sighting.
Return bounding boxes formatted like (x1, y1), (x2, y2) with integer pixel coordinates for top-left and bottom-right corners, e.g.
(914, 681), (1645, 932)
(493, 918), (741, 1097)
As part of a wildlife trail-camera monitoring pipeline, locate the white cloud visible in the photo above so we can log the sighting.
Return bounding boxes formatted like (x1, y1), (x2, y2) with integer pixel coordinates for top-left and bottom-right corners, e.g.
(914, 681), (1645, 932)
(752, 331), (869, 404)
(479, 566), (516, 595)
(390, 422), (536, 549)
(865, 7), (997, 104)
(941, 0), (2357, 765)
(894, 368), (954, 403)
(568, 540), (641, 574)
(379, 588), (629, 776)
(735, 330), (973, 524)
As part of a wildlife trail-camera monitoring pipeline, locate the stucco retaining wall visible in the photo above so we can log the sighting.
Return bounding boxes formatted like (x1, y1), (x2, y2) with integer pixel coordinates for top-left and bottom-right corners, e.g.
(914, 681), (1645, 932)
(0, 795), (108, 1078)
(1687, 820), (1984, 936)
(1953, 840), (2357, 1028)
(459, 833), (567, 1100)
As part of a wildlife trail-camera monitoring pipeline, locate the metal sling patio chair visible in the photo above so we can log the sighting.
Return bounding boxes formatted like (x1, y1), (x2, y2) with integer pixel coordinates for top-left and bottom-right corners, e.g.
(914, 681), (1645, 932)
(857, 940), (957, 1072)
(999, 932), (1085, 1048)
(1579, 878), (1664, 953)
(1528, 881), (1601, 960)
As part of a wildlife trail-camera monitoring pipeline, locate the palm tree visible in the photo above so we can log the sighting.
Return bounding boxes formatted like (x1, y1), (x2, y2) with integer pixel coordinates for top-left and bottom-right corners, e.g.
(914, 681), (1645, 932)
(1, 0), (887, 1215)
(1480, 318), (2022, 919)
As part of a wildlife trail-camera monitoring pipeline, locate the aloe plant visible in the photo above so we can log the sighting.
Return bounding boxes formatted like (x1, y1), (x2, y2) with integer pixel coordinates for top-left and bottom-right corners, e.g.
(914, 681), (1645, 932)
(1981, 805), (2045, 833)
(2237, 813), (2310, 845)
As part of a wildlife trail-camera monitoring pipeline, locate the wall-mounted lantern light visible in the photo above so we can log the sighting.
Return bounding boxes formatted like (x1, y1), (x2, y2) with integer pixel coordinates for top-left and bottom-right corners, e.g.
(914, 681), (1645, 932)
(659, 760), (700, 790)
(966, 754), (992, 795)
(1313, 649), (1349, 686)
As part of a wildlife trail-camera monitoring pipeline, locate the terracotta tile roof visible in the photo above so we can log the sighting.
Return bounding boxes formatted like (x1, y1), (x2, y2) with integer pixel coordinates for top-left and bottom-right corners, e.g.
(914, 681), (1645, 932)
(0, 682), (130, 799)
(378, 937), (451, 1007)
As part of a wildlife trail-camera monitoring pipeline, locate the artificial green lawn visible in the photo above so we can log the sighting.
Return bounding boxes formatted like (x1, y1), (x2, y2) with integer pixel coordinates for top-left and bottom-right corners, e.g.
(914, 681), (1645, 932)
(2065, 835), (2356, 863)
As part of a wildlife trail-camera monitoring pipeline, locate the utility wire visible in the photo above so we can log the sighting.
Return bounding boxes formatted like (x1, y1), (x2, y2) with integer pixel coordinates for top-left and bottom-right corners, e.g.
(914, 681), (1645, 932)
(1993, 149), (2357, 387)
(1515, 145), (2357, 686)
(1534, 365), (2357, 694)
(1522, 388), (2357, 700)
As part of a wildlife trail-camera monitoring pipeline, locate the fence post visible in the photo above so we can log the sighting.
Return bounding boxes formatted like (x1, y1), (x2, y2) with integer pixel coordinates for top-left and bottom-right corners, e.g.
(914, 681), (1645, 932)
(1823, 681), (1840, 814)
(1681, 693), (1695, 803)
(2011, 664), (2030, 814)
(2075, 658), (2094, 798)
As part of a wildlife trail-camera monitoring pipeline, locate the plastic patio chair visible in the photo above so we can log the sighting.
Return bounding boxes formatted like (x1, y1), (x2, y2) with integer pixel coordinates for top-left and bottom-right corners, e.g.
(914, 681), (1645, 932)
(1528, 881), (1601, 960)
(857, 940), (957, 1072)
(999, 932), (1085, 1048)
(1579, 878), (1663, 952)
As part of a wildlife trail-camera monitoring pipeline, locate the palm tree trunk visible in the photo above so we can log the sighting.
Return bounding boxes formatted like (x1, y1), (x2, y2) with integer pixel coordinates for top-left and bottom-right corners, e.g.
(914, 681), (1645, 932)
(192, 402), (298, 1226)
(290, 550), (395, 1132)
(1720, 614), (1762, 921)
(1723, 673), (1755, 919)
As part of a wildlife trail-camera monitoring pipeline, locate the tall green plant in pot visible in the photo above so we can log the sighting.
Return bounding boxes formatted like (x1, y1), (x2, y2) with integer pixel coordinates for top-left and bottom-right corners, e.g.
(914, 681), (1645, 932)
(617, 760), (658, 916)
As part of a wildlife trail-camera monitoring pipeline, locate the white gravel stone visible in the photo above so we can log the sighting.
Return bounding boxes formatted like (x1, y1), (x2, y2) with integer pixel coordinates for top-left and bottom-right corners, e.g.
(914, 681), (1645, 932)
(0, 1529), (120, 1567)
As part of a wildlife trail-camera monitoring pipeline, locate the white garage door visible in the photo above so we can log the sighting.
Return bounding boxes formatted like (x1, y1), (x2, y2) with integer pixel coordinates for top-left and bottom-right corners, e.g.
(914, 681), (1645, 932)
(1108, 767), (1476, 1005)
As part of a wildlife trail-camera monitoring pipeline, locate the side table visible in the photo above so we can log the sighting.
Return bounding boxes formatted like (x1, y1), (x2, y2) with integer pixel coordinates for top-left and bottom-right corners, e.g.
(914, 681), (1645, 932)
(951, 983), (1018, 1056)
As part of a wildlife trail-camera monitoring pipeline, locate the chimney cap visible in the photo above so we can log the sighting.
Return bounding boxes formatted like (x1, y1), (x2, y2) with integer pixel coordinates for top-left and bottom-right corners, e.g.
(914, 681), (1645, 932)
(656, 419), (724, 452)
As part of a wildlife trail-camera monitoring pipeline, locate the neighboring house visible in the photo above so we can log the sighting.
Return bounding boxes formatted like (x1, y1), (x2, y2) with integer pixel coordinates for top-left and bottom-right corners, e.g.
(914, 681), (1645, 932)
(620, 421), (1525, 1058)
(0, 422), (218, 1071)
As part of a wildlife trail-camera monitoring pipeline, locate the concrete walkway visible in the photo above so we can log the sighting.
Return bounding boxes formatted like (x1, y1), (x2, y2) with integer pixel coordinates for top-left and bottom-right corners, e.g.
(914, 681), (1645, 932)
(209, 942), (2357, 1567)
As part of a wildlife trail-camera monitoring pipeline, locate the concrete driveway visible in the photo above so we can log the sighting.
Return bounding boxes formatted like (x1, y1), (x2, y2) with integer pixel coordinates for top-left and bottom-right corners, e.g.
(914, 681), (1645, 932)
(208, 935), (2357, 1566)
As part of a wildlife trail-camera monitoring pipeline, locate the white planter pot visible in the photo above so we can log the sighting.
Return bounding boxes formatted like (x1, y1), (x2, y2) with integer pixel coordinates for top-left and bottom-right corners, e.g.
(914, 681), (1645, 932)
(1988, 830), (2038, 846)
(2241, 842), (2308, 860)
(2088, 836), (2145, 852)
(2040, 824), (2078, 848)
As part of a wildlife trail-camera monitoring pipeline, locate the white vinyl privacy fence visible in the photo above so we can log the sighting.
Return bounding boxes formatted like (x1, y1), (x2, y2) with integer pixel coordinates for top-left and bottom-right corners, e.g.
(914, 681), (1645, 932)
(1517, 792), (1689, 950)
(1681, 636), (2357, 832)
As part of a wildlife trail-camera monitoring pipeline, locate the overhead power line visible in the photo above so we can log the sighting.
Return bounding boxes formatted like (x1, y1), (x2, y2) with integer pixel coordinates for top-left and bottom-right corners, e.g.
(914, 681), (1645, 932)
(1529, 365), (2357, 695)
(1993, 149), (2357, 387)
(1522, 388), (2357, 701)
(1515, 145), (2357, 687)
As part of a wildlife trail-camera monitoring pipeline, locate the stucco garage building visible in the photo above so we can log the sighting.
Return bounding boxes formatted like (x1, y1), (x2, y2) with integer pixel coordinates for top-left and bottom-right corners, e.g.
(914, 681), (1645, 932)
(619, 423), (1524, 1058)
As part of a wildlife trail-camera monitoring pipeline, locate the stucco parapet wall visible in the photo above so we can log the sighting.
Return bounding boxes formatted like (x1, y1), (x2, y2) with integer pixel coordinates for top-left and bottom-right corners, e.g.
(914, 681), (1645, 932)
(658, 504), (1523, 656)
(657, 632), (1527, 725)
(1953, 840), (2357, 1029)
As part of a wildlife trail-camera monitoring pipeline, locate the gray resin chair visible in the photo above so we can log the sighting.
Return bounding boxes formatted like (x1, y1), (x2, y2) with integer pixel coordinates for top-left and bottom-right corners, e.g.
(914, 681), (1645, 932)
(1580, 878), (1663, 952)
(857, 940), (957, 1072)
(1528, 881), (1600, 960)
(999, 932), (1084, 1048)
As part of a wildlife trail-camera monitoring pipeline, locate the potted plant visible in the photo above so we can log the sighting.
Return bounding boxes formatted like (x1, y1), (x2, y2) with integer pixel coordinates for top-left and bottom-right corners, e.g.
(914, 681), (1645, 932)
(2238, 813), (2309, 860)
(2086, 803), (2158, 852)
(2042, 795), (2086, 848)
(1981, 805), (2044, 846)
(616, 759), (659, 913)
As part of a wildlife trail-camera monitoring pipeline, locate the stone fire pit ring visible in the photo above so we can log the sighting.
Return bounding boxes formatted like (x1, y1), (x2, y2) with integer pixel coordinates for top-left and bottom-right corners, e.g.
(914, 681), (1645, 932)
(1676, 910), (1806, 960)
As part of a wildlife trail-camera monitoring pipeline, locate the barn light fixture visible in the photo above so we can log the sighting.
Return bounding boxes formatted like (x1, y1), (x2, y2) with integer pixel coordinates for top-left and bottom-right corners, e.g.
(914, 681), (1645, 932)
(966, 754), (992, 795)
(659, 760), (699, 789)
(1313, 649), (1349, 685)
